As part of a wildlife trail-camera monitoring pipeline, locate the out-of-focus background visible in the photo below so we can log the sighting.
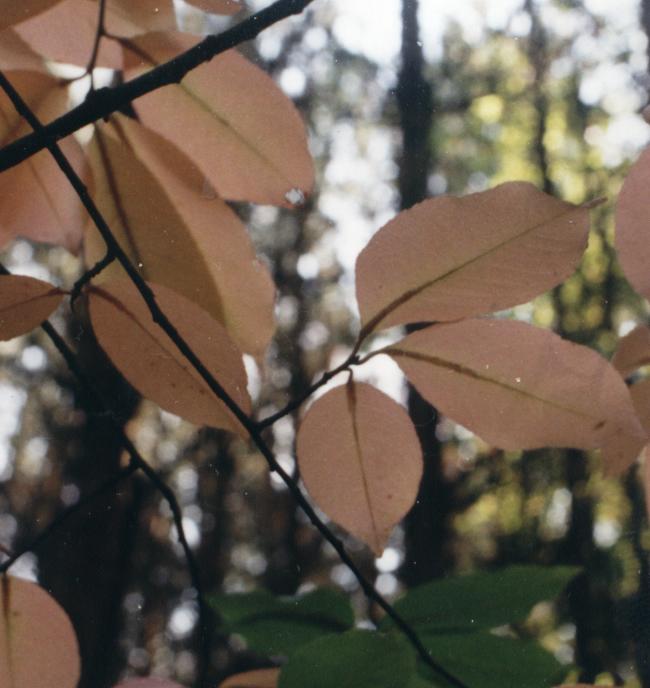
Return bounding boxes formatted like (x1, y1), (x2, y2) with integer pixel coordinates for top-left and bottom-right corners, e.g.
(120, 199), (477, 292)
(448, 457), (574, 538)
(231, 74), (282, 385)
(2, 0), (650, 685)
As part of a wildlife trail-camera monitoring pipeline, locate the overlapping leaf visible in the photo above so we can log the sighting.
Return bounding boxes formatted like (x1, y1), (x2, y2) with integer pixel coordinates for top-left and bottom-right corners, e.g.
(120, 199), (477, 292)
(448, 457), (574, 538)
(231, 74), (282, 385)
(123, 33), (314, 206)
(85, 117), (275, 357)
(0, 575), (80, 688)
(296, 381), (422, 555)
(185, 0), (244, 14)
(0, 71), (87, 252)
(220, 669), (280, 688)
(616, 146), (650, 300)
(88, 279), (251, 434)
(612, 325), (650, 377)
(13, 0), (177, 68)
(0, 0), (63, 30)
(386, 318), (645, 472)
(0, 30), (47, 71)
(210, 588), (354, 657)
(355, 182), (590, 335)
(0, 275), (65, 340)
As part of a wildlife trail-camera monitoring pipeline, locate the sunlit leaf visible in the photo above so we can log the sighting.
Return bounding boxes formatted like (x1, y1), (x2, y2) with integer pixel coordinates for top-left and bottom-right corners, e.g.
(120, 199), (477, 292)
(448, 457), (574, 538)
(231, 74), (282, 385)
(0, 274), (65, 340)
(85, 116), (275, 357)
(296, 381), (422, 555)
(220, 669), (280, 688)
(611, 325), (650, 377)
(210, 588), (354, 657)
(0, 575), (80, 688)
(14, 0), (177, 68)
(88, 279), (251, 434)
(0, 0), (63, 30)
(0, 71), (87, 252)
(123, 33), (314, 206)
(355, 182), (590, 335)
(386, 319), (645, 472)
(380, 565), (579, 633)
(185, 0), (244, 14)
(616, 146), (650, 301)
(278, 630), (416, 688)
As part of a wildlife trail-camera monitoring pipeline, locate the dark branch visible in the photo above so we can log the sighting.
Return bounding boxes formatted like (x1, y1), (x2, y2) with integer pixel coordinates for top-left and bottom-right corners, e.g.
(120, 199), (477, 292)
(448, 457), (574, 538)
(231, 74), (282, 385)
(70, 250), (115, 307)
(0, 0), (315, 173)
(85, 0), (107, 83)
(0, 57), (469, 688)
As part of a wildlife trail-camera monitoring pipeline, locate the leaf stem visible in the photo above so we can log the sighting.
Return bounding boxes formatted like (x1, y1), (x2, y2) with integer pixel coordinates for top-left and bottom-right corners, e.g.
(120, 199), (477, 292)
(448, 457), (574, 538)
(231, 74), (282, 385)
(69, 250), (116, 307)
(84, 0), (107, 86)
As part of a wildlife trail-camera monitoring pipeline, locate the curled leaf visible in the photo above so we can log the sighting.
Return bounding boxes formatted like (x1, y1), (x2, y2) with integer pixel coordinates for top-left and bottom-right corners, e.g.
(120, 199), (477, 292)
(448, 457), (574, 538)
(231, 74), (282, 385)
(387, 319), (645, 472)
(296, 381), (422, 555)
(0, 274), (64, 340)
(85, 116), (276, 357)
(88, 279), (251, 434)
(124, 33), (314, 206)
(0, 575), (80, 688)
(356, 182), (590, 335)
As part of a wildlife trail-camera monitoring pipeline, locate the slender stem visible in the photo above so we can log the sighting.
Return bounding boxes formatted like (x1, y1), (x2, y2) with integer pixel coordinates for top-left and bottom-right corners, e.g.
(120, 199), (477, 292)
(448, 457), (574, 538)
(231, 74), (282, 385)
(0, 69), (469, 688)
(0, 0), (316, 173)
(0, 463), (137, 574)
(256, 351), (361, 429)
(70, 250), (116, 307)
(85, 0), (107, 85)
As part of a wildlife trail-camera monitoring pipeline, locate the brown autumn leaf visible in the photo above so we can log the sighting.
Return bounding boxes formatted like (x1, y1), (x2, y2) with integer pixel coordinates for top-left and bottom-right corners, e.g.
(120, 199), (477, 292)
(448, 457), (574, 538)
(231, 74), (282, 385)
(123, 33), (314, 207)
(14, 0), (177, 68)
(296, 381), (423, 555)
(616, 146), (650, 300)
(355, 182), (591, 335)
(0, 274), (65, 340)
(220, 668), (280, 688)
(386, 318), (645, 473)
(0, 29), (47, 71)
(85, 116), (275, 357)
(611, 325), (650, 377)
(0, 575), (80, 688)
(88, 279), (251, 434)
(185, 0), (244, 14)
(0, 71), (87, 252)
(0, 0), (63, 30)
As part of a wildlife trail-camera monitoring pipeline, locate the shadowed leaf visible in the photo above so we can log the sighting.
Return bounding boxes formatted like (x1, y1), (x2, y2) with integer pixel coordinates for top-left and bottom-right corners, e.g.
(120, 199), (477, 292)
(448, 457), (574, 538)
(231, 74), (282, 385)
(85, 116), (276, 357)
(612, 325), (650, 377)
(88, 279), (251, 434)
(0, 275), (64, 340)
(296, 381), (422, 555)
(0, 71), (87, 252)
(356, 182), (590, 335)
(0, 0), (63, 30)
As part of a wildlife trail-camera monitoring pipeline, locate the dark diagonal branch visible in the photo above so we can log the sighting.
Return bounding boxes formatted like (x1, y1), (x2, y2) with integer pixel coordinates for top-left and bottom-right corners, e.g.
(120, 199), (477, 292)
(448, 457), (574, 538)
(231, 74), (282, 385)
(0, 0), (315, 173)
(0, 71), (468, 688)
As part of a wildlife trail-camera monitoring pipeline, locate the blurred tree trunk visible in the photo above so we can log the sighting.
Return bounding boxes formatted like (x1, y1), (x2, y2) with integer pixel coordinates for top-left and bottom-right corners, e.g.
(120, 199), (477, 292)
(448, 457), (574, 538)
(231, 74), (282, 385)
(397, 0), (454, 585)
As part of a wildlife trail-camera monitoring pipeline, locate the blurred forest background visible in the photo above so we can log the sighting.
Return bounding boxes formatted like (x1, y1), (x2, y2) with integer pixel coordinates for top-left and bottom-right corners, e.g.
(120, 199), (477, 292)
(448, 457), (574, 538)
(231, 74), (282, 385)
(2, 0), (650, 686)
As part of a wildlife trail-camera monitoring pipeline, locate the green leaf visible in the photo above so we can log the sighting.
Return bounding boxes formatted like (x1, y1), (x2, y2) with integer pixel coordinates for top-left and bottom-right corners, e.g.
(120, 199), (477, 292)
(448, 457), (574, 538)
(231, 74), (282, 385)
(210, 588), (354, 657)
(278, 630), (417, 688)
(381, 565), (579, 633)
(416, 632), (563, 688)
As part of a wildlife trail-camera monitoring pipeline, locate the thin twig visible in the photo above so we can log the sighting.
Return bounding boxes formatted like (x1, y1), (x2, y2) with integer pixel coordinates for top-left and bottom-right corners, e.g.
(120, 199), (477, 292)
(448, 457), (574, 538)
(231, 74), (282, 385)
(256, 351), (360, 428)
(0, 463), (137, 574)
(70, 250), (115, 307)
(84, 0), (107, 86)
(0, 0), (316, 173)
(0, 66), (469, 688)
